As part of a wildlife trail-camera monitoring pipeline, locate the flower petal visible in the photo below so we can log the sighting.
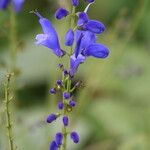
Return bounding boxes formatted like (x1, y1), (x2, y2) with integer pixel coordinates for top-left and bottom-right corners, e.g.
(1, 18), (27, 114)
(35, 34), (65, 57)
(70, 54), (86, 76)
(83, 20), (105, 34)
(77, 12), (89, 26)
(12, 0), (24, 13)
(84, 43), (109, 58)
(0, 0), (9, 10)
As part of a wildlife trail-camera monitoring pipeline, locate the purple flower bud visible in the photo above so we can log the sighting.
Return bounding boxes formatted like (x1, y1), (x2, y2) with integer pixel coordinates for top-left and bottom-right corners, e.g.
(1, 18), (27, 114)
(55, 132), (63, 146)
(58, 102), (64, 110)
(85, 0), (95, 3)
(0, 0), (9, 10)
(83, 20), (105, 34)
(70, 132), (79, 143)
(65, 29), (74, 46)
(69, 100), (76, 107)
(63, 69), (69, 76)
(77, 12), (89, 26)
(55, 8), (69, 20)
(63, 116), (69, 126)
(56, 80), (62, 86)
(84, 43), (109, 58)
(46, 114), (57, 123)
(63, 92), (70, 99)
(72, 0), (79, 6)
(49, 141), (58, 150)
(50, 88), (56, 94)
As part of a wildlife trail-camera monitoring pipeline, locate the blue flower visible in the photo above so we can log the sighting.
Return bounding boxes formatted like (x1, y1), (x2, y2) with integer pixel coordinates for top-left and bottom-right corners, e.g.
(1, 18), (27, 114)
(55, 8), (69, 20)
(35, 12), (65, 57)
(83, 20), (105, 34)
(49, 141), (58, 150)
(77, 12), (89, 26)
(55, 132), (63, 146)
(83, 43), (109, 58)
(65, 29), (74, 46)
(47, 114), (57, 123)
(0, 0), (24, 13)
(50, 88), (56, 94)
(72, 0), (79, 6)
(69, 100), (76, 107)
(70, 54), (86, 76)
(70, 132), (79, 143)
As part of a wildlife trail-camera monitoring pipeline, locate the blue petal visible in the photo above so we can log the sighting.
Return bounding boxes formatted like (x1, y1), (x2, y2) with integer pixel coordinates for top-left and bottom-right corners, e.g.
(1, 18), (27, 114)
(49, 141), (58, 150)
(76, 30), (96, 50)
(65, 29), (74, 46)
(55, 8), (69, 20)
(35, 34), (64, 57)
(84, 43), (109, 58)
(70, 54), (86, 76)
(71, 0), (79, 6)
(0, 0), (9, 10)
(83, 20), (105, 34)
(12, 0), (24, 13)
(35, 12), (65, 57)
(77, 12), (89, 26)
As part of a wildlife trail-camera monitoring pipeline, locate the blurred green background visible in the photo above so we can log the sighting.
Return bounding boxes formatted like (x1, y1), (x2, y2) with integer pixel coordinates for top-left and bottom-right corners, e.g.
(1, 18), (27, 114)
(0, 0), (150, 150)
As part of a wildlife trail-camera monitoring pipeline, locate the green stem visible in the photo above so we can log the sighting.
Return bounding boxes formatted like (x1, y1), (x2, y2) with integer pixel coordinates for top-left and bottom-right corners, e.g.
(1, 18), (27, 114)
(10, 6), (17, 73)
(4, 73), (15, 150)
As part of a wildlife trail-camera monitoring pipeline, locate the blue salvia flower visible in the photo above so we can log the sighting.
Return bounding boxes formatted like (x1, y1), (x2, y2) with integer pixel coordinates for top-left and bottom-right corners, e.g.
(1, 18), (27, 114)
(71, 0), (79, 6)
(83, 20), (106, 34)
(65, 29), (74, 46)
(0, 0), (24, 13)
(34, 12), (65, 57)
(55, 8), (69, 20)
(49, 141), (58, 150)
(77, 12), (89, 26)
(70, 132), (79, 143)
(34, 0), (109, 149)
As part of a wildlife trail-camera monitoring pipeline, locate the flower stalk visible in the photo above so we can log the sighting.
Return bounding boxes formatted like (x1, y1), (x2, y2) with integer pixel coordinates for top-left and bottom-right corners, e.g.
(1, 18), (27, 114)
(4, 73), (15, 150)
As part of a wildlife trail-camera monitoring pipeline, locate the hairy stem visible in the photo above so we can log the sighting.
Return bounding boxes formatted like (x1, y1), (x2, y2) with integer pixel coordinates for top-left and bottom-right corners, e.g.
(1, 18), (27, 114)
(4, 73), (15, 150)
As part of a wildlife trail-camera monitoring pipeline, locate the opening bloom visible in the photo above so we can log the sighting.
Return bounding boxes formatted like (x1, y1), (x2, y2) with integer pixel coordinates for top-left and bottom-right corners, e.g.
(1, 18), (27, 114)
(34, 12), (65, 57)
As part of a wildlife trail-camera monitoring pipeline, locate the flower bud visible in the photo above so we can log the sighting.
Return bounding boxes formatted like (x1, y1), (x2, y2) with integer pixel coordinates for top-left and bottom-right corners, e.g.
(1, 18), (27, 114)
(55, 8), (69, 20)
(72, 0), (79, 6)
(55, 132), (63, 146)
(65, 29), (74, 46)
(69, 100), (76, 107)
(63, 116), (69, 126)
(50, 88), (56, 94)
(46, 114), (57, 123)
(63, 92), (70, 99)
(49, 141), (58, 150)
(70, 132), (79, 143)
(85, 0), (95, 3)
(58, 102), (64, 110)
(56, 80), (62, 86)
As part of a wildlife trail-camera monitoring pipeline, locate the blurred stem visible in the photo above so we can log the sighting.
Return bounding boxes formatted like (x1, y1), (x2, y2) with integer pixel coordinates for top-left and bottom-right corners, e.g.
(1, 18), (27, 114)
(4, 73), (15, 150)
(10, 6), (17, 73)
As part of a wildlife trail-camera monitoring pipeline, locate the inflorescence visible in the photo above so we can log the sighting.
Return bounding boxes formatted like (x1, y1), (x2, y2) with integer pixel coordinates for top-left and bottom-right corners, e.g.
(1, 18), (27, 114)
(33, 0), (109, 150)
